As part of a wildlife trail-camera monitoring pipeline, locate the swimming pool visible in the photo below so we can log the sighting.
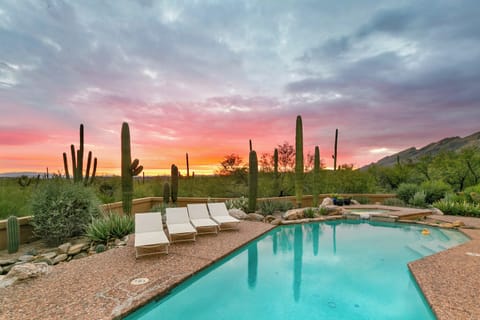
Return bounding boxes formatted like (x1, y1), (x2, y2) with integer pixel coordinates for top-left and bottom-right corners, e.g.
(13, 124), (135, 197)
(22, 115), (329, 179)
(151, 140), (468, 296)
(125, 221), (469, 320)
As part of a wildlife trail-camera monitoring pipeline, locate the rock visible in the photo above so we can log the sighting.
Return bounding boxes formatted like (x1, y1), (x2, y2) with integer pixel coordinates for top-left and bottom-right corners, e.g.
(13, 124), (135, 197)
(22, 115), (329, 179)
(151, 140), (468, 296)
(439, 223), (454, 229)
(283, 209), (304, 220)
(121, 235), (129, 242)
(452, 220), (465, 227)
(270, 218), (282, 225)
(33, 257), (53, 265)
(5, 262), (50, 281)
(58, 242), (72, 254)
(41, 252), (57, 260)
(67, 242), (89, 255)
(52, 254), (68, 265)
(0, 266), (3, 275)
(73, 252), (88, 260)
(264, 215), (277, 223)
(0, 259), (17, 266)
(17, 255), (35, 263)
(431, 208), (444, 215)
(229, 209), (248, 220)
(321, 197), (333, 206)
(114, 239), (126, 246)
(0, 277), (16, 289)
(245, 213), (264, 221)
(320, 205), (342, 215)
(351, 199), (360, 205)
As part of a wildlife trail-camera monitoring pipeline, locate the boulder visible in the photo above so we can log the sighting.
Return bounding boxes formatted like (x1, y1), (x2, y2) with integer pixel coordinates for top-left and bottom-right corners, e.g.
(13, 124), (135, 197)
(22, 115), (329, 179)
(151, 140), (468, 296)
(270, 218), (282, 225)
(229, 209), (248, 220)
(73, 252), (88, 260)
(283, 209), (304, 220)
(41, 252), (57, 260)
(58, 242), (71, 254)
(0, 259), (16, 266)
(114, 238), (126, 246)
(264, 215), (277, 223)
(33, 257), (53, 265)
(18, 255), (35, 263)
(321, 197), (333, 206)
(439, 222), (454, 229)
(53, 254), (68, 265)
(431, 208), (444, 215)
(67, 242), (89, 255)
(245, 213), (264, 221)
(5, 262), (50, 281)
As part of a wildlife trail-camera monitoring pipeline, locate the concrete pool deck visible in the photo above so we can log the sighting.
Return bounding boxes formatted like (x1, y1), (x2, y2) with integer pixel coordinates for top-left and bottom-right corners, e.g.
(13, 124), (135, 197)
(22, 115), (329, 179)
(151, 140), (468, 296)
(0, 217), (479, 319)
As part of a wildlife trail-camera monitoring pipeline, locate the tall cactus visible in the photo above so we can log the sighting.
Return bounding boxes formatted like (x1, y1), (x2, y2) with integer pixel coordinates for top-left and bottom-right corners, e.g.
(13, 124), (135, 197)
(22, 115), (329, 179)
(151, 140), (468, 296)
(171, 164), (179, 203)
(249, 139), (253, 152)
(62, 124), (97, 185)
(121, 122), (143, 215)
(186, 152), (190, 178)
(273, 148), (279, 196)
(7, 216), (20, 254)
(248, 150), (258, 213)
(313, 146), (320, 207)
(333, 128), (338, 171)
(163, 182), (170, 204)
(295, 115), (304, 207)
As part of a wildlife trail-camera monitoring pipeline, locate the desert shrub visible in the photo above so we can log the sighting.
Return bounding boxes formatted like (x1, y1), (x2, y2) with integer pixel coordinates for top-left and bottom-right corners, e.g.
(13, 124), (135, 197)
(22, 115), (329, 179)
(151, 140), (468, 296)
(420, 180), (452, 204)
(318, 206), (329, 215)
(433, 199), (480, 217)
(396, 183), (421, 204)
(382, 198), (406, 207)
(463, 184), (480, 203)
(275, 200), (294, 212)
(409, 190), (427, 208)
(303, 207), (316, 218)
(225, 196), (249, 212)
(30, 181), (101, 246)
(353, 196), (371, 204)
(85, 212), (134, 243)
(258, 200), (277, 216)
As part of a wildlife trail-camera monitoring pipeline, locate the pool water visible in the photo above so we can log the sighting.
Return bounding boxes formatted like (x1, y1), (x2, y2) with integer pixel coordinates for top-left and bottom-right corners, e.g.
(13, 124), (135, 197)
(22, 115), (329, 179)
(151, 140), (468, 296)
(125, 221), (468, 320)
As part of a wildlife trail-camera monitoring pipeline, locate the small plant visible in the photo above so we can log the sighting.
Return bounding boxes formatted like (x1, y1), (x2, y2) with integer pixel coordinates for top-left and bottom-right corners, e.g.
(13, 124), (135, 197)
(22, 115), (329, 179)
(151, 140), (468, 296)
(353, 196), (371, 204)
(410, 190), (427, 208)
(396, 183), (421, 204)
(258, 200), (276, 216)
(382, 198), (406, 207)
(433, 199), (480, 217)
(318, 206), (329, 216)
(276, 200), (294, 212)
(225, 196), (249, 212)
(95, 244), (106, 253)
(420, 180), (452, 204)
(85, 212), (134, 244)
(303, 207), (316, 218)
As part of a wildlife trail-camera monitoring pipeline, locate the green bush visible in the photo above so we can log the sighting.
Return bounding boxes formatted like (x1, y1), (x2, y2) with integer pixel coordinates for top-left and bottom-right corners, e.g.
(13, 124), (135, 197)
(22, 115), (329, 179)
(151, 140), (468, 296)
(382, 198), (406, 207)
(303, 207), (316, 218)
(275, 200), (294, 212)
(225, 196), (249, 212)
(318, 206), (329, 215)
(352, 196), (371, 204)
(85, 212), (134, 243)
(396, 183), (421, 204)
(258, 200), (276, 216)
(421, 180), (452, 204)
(410, 190), (427, 208)
(30, 181), (101, 246)
(464, 184), (480, 203)
(433, 199), (480, 217)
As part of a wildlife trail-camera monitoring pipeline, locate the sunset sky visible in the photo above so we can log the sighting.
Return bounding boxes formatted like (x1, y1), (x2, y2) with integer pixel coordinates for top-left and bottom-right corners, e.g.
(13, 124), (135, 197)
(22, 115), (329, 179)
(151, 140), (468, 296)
(1, 1), (479, 175)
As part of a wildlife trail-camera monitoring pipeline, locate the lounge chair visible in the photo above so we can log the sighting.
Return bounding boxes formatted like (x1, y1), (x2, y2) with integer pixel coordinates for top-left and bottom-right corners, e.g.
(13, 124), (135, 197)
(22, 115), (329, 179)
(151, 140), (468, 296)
(166, 207), (197, 242)
(207, 202), (240, 231)
(134, 212), (169, 258)
(187, 203), (219, 235)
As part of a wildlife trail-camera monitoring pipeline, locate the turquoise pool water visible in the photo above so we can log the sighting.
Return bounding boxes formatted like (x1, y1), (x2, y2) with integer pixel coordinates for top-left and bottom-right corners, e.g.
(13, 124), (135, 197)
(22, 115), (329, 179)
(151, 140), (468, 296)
(125, 221), (469, 320)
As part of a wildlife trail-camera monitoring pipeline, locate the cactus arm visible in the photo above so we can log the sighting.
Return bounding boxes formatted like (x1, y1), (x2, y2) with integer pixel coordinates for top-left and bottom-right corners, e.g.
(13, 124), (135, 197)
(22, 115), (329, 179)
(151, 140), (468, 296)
(84, 151), (92, 185)
(63, 152), (70, 179)
(90, 158), (97, 184)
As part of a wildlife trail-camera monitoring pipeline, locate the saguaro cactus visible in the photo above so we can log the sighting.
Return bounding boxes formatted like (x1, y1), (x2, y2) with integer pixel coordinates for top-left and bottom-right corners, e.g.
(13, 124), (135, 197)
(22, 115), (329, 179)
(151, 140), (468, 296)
(249, 139), (253, 152)
(333, 128), (338, 171)
(295, 115), (304, 207)
(163, 182), (170, 204)
(273, 148), (279, 196)
(7, 216), (20, 254)
(186, 153), (190, 178)
(171, 164), (179, 203)
(313, 146), (320, 207)
(248, 150), (258, 213)
(62, 124), (97, 185)
(121, 122), (143, 215)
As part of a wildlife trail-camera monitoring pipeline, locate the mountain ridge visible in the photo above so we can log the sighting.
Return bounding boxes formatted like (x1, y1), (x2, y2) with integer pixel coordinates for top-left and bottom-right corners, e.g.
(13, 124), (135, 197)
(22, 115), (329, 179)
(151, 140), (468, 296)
(360, 131), (480, 170)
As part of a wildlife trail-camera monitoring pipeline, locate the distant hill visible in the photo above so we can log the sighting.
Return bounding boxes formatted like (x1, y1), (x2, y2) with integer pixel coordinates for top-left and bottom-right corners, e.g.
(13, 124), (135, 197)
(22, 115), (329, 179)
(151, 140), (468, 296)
(0, 172), (42, 178)
(361, 131), (480, 170)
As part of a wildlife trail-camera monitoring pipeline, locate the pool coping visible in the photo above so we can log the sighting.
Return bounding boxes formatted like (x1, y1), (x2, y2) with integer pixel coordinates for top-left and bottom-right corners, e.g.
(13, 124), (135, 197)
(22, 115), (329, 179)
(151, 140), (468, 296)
(0, 217), (479, 319)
